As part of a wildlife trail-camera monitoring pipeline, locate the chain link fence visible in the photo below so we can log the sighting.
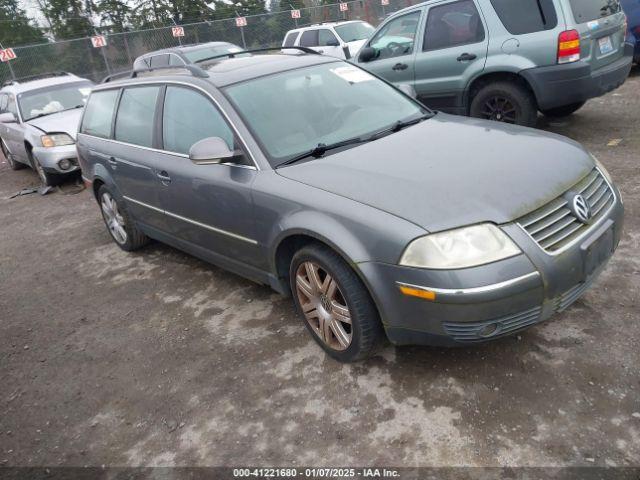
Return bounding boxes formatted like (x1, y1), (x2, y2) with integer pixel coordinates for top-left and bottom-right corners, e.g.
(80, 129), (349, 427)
(0, 0), (417, 85)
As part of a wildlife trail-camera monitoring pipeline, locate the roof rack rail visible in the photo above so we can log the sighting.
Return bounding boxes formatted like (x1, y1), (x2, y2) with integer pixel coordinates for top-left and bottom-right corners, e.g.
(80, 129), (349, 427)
(194, 46), (320, 65)
(102, 64), (209, 83)
(2, 71), (72, 87)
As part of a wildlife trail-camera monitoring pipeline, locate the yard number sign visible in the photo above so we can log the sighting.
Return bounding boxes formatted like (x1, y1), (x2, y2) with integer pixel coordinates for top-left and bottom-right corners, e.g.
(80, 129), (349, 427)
(172, 26), (185, 37)
(235, 16), (247, 27)
(291, 9), (301, 18)
(91, 35), (107, 48)
(339, 2), (349, 11)
(0, 48), (16, 62)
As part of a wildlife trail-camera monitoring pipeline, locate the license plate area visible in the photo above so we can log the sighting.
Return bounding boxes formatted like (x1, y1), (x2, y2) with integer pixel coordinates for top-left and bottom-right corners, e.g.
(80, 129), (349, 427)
(581, 220), (614, 279)
(598, 35), (614, 55)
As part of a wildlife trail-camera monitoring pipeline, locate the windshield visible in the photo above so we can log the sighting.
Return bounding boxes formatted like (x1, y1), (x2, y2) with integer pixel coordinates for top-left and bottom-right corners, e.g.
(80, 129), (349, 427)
(569, 0), (621, 22)
(19, 81), (92, 121)
(224, 63), (428, 166)
(334, 22), (375, 42)
(184, 44), (246, 62)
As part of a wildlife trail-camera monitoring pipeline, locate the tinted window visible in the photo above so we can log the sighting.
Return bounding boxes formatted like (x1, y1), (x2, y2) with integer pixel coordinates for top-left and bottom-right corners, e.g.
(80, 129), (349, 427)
(490, 0), (558, 34)
(150, 54), (169, 67)
(569, 0), (621, 22)
(81, 89), (119, 138)
(299, 30), (319, 47)
(318, 29), (339, 46)
(283, 32), (299, 47)
(424, 0), (485, 51)
(162, 86), (234, 155)
(169, 54), (184, 66)
(115, 86), (160, 147)
(370, 11), (421, 59)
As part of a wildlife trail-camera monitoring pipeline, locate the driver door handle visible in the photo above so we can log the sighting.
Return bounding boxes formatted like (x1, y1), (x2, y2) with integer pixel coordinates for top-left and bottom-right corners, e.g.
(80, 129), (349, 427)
(157, 171), (171, 184)
(457, 53), (477, 62)
(392, 62), (408, 71)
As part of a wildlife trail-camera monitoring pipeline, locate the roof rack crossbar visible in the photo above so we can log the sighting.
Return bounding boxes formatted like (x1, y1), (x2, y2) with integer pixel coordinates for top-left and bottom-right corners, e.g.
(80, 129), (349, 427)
(194, 46), (320, 65)
(2, 71), (72, 87)
(101, 64), (209, 83)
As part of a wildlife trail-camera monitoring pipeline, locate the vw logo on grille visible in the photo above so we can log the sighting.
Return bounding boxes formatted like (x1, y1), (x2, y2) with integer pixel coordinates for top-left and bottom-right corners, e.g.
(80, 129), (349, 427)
(570, 194), (592, 223)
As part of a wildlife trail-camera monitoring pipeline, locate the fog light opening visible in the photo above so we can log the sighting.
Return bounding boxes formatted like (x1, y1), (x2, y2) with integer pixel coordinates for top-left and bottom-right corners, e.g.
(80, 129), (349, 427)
(58, 159), (71, 170)
(478, 322), (499, 338)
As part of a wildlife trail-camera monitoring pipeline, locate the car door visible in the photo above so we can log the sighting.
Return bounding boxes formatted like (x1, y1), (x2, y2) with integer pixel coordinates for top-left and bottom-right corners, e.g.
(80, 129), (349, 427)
(155, 85), (260, 266)
(356, 10), (423, 87)
(413, 0), (488, 113)
(106, 85), (168, 231)
(2, 94), (27, 163)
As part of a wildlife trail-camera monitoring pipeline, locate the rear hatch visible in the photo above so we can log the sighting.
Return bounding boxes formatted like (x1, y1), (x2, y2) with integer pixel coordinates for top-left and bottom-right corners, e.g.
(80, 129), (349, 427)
(565, 0), (627, 70)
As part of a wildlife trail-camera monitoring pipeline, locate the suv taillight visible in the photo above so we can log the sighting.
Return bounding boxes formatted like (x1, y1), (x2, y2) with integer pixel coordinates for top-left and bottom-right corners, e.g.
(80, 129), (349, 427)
(558, 29), (580, 64)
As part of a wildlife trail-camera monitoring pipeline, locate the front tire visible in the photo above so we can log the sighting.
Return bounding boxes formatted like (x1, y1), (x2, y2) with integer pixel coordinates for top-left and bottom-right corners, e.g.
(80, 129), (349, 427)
(470, 81), (538, 127)
(28, 150), (60, 186)
(289, 243), (383, 362)
(97, 185), (149, 251)
(540, 101), (586, 118)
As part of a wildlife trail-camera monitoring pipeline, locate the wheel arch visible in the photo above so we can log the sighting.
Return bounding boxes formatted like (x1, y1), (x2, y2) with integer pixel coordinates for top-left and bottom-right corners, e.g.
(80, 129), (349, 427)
(466, 70), (538, 113)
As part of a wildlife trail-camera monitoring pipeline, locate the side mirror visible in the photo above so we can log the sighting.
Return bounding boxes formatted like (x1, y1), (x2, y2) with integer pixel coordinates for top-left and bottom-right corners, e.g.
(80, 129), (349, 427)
(0, 112), (16, 124)
(189, 137), (236, 165)
(358, 46), (376, 62)
(398, 84), (417, 99)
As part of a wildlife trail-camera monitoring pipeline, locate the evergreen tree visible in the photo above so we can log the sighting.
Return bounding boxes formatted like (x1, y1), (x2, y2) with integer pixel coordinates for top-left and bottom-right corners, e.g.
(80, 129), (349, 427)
(0, 0), (46, 47)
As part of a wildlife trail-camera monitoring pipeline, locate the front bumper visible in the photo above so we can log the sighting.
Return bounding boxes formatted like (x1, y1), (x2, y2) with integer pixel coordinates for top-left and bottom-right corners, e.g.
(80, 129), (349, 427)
(360, 187), (624, 347)
(520, 42), (634, 111)
(32, 144), (80, 174)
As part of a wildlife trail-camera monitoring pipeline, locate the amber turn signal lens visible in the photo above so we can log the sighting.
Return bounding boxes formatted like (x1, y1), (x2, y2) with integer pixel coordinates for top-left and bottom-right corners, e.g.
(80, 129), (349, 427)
(399, 285), (436, 301)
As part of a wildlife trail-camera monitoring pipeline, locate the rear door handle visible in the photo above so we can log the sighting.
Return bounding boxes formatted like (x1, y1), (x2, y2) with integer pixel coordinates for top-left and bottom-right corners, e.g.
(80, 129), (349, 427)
(392, 62), (408, 71)
(107, 156), (118, 167)
(456, 53), (477, 62)
(157, 170), (171, 184)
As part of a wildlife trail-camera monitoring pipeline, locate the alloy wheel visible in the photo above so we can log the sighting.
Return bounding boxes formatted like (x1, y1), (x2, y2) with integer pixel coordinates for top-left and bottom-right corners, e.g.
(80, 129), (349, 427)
(481, 96), (517, 124)
(101, 192), (128, 245)
(295, 261), (352, 351)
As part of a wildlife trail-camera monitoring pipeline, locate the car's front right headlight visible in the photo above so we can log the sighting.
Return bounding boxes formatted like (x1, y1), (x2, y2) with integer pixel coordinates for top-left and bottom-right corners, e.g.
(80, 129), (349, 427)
(399, 223), (521, 270)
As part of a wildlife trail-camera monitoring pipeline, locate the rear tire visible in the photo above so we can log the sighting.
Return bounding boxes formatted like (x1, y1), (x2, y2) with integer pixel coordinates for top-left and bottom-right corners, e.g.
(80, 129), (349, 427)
(97, 184), (149, 251)
(1, 139), (23, 171)
(289, 243), (383, 362)
(540, 101), (586, 118)
(470, 81), (538, 127)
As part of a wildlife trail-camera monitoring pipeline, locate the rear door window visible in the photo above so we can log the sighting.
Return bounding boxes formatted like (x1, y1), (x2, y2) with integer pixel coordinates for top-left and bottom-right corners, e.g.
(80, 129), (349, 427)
(318, 29), (339, 46)
(569, 0), (621, 22)
(81, 89), (119, 138)
(423, 0), (485, 51)
(283, 31), (299, 47)
(299, 30), (319, 47)
(162, 86), (234, 155)
(489, 0), (558, 34)
(115, 86), (160, 147)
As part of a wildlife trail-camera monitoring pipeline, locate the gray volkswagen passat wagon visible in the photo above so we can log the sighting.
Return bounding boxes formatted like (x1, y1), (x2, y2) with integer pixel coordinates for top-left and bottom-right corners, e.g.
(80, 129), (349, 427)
(77, 50), (623, 362)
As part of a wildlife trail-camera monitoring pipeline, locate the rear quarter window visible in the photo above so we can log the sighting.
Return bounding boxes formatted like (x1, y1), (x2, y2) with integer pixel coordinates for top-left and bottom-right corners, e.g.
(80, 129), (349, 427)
(283, 31), (299, 47)
(80, 89), (119, 138)
(299, 30), (319, 47)
(489, 0), (558, 34)
(569, 0), (621, 23)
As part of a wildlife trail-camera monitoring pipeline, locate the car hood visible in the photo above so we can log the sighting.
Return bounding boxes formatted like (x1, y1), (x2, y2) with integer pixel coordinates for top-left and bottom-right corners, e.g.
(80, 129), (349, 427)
(277, 113), (594, 233)
(26, 108), (83, 139)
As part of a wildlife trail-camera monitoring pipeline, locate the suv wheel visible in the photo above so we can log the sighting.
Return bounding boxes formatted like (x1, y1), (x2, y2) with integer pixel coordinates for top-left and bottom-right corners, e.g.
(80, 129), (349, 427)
(289, 243), (383, 362)
(1, 139), (23, 171)
(470, 81), (537, 127)
(540, 101), (586, 118)
(98, 185), (149, 251)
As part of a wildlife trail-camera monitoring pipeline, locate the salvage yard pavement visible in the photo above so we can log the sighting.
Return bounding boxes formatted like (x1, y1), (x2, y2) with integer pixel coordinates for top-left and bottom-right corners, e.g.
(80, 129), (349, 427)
(0, 66), (639, 470)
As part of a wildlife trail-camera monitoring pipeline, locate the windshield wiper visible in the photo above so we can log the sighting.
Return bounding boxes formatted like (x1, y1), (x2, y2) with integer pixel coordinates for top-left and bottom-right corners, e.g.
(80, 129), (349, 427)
(366, 113), (431, 141)
(278, 136), (366, 167)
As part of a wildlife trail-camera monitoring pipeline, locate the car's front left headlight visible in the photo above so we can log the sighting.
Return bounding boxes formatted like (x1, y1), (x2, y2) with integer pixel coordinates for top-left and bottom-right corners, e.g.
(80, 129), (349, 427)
(399, 223), (521, 269)
(41, 133), (74, 148)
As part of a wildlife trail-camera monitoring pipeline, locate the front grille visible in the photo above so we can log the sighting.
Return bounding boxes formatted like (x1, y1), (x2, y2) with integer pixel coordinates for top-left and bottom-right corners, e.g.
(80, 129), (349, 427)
(442, 306), (542, 342)
(517, 169), (614, 253)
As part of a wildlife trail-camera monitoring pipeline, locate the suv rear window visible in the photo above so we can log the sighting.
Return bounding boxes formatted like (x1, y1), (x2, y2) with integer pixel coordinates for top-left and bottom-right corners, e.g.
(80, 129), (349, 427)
(569, 0), (621, 22)
(489, 0), (558, 34)
(299, 30), (319, 47)
(81, 89), (119, 138)
(283, 32), (299, 47)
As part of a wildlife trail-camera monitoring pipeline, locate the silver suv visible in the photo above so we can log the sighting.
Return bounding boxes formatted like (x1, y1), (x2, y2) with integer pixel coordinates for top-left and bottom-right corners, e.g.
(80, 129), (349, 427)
(78, 50), (623, 362)
(0, 72), (93, 185)
(355, 0), (633, 126)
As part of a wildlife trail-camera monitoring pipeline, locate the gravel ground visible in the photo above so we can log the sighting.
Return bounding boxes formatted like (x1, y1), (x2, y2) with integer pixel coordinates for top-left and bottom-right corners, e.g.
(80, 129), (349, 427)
(0, 67), (639, 470)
